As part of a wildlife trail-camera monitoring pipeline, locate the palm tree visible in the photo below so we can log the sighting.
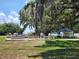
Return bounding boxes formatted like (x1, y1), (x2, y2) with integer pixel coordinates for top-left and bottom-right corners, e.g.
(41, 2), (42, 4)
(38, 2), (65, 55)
(19, 0), (46, 35)
(19, 2), (35, 33)
(19, 0), (49, 35)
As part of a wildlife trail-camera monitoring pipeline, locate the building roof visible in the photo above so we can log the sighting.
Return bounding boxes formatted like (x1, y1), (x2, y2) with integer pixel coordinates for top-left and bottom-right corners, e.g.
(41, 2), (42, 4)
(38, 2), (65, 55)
(59, 28), (73, 32)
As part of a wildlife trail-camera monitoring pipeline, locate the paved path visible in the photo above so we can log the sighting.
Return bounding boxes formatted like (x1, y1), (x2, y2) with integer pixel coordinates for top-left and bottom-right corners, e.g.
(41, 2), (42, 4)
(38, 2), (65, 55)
(6, 38), (79, 41)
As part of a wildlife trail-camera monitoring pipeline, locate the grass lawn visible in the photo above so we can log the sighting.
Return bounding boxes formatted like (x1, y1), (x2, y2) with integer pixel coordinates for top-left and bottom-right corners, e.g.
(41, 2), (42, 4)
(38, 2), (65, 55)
(0, 36), (6, 42)
(25, 39), (79, 59)
(0, 38), (79, 59)
(26, 39), (79, 55)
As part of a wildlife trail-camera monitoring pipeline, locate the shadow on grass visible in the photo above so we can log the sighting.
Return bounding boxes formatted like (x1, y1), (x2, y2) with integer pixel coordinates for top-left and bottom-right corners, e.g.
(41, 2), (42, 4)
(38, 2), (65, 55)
(36, 40), (79, 48)
(40, 40), (79, 59)
(28, 40), (79, 59)
(41, 49), (79, 59)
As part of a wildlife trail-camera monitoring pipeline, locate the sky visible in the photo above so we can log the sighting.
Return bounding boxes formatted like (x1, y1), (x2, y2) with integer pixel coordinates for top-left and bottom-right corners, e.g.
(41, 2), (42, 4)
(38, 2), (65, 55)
(0, 0), (35, 34)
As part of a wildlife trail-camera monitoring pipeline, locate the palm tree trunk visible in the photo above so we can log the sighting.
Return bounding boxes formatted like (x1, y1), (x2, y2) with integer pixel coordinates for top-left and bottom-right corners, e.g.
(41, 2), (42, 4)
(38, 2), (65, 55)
(34, 19), (40, 36)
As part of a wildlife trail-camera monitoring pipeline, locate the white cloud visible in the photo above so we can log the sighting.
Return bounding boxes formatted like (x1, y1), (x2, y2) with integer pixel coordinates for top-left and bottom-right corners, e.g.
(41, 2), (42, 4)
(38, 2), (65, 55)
(0, 11), (6, 16)
(0, 11), (35, 34)
(0, 11), (20, 24)
(10, 11), (19, 17)
(0, 11), (9, 23)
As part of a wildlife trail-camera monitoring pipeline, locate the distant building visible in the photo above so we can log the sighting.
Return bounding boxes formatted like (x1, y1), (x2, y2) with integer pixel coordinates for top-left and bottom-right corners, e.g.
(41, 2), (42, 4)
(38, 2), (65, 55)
(58, 28), (74, 37)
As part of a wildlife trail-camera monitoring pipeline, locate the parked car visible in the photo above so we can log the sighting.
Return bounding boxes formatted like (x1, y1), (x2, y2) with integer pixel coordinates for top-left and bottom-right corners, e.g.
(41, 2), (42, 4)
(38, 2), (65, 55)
(48, 32), (59, 38)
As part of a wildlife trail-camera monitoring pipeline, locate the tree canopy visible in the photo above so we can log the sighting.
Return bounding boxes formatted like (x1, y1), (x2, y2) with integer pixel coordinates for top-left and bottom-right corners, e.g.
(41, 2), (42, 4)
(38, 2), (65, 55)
(0, 23), (22, 35)
(19, 0), (79, 35)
